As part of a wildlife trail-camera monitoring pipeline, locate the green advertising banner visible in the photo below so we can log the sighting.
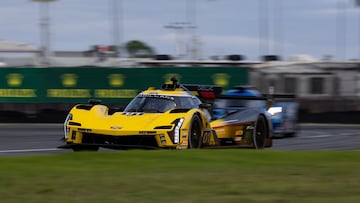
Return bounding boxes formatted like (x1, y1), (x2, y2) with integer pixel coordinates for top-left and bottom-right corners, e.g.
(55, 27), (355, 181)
(0, 67), (248, 103)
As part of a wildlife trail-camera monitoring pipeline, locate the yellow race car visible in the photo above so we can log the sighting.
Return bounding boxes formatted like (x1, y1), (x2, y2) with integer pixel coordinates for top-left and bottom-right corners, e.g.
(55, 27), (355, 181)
(60, 78), (272, 151)
(60, 78), (220, 151)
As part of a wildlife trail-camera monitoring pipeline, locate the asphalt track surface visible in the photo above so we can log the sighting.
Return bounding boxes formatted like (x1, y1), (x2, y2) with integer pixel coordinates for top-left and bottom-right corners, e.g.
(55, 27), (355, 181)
(0, 123), (359, 156)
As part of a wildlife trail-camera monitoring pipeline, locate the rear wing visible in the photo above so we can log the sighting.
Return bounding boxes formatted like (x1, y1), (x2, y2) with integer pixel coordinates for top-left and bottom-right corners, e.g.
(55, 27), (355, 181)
(264, 94), (296, 99)
(182, 84), (223, 100)
(216, 94), (297, 110)
(161, 77), (223, 100)
(216, 93), (296, 100)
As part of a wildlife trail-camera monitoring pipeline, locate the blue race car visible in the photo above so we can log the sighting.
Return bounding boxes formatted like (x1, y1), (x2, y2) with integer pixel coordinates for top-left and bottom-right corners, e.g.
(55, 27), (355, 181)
(213, 86), (299, 138)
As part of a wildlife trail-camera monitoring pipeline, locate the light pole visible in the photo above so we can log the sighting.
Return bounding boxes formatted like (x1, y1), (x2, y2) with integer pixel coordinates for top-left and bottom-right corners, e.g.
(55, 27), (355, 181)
(32, 0), (57, 66)
(164, 22), (196, 59)
(336, 0), (347, 60)
(273, 0), (283, 58)
(186, 0), (197, 59)
(258, 0), (269, 58)
(110, 0), (123, 58)
(355, 0), (360, 59)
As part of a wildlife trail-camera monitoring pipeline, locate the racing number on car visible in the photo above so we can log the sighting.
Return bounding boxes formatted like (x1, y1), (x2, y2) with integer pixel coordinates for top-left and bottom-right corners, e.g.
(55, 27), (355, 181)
(201, 131), (210, 145)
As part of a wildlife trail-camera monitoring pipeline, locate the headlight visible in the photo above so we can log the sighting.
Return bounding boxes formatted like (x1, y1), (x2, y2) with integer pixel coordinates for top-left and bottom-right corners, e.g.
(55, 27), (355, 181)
(63, 113), (72, 139)
(268, 107), (283, 118)
(170, 118), (184, 144)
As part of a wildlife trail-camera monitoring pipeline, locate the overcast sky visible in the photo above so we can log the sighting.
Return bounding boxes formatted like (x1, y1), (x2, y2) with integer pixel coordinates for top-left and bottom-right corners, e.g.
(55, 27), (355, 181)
(1, 0), (360, 60)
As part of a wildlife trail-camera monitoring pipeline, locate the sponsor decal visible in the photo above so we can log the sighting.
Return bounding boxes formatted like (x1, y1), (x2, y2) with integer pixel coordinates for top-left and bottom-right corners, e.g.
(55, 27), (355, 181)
(110, 126), (122, 130)
(139, 131), (156, 135)
(235, 130), (244, 136)
(78, 128), (92, 132)
(246, 126), (255, 130)
(212, 73), (230, 87)
(181, 140), (188, 145)
(6, 73), (23, 87)
(182, 132), (187, 138)
(108, 74), (125, 87)
(47, 89), (91, 98)
(138, 94), (174, 100)
(198, 85), (214, 91)
(94, 89), (137, 98)
(234, 137), (242, 141)
(61, 74), (78, 87)
(0, 89), (36, 97)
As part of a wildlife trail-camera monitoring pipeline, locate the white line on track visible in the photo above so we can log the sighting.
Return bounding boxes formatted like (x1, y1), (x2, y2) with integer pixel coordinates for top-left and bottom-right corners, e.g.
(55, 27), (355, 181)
(305, 134), (332, 138)
(0, 148), (63, 153)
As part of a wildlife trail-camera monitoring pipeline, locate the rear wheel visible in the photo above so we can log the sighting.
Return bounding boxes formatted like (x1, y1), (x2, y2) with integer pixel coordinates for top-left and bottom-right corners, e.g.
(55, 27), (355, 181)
(188, 114), (202, 148)
(253, 115), (267, 149)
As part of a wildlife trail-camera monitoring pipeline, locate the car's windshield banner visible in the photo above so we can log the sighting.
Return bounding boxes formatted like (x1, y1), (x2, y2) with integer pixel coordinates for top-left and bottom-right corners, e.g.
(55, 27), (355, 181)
(138, 94), (174, 100)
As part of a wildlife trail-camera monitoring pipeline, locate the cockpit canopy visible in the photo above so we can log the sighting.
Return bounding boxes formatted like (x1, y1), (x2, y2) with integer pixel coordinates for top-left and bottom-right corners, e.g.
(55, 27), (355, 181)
(124, 94), (201, 113)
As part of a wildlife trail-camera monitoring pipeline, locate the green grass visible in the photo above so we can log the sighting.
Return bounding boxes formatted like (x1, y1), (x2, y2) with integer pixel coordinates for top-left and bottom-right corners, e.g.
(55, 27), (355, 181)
(0, 150), (359, 203)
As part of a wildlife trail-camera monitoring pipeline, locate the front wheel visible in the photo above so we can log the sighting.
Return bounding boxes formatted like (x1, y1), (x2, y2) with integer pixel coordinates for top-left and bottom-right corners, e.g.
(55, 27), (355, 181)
(188, 114), (203, 149)
(253, 115), (268, 149)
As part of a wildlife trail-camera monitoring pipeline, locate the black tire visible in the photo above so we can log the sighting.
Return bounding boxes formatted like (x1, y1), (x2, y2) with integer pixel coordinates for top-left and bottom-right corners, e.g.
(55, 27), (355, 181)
(253, 115), (268, 149)
(72, 145), (99, 152)
(188, 114), (202, 149)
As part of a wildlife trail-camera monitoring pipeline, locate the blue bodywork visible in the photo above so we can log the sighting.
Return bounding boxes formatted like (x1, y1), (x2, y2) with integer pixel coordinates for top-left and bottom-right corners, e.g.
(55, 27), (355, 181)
(214, 87), (298, 136)
(269, 102), (299, 136)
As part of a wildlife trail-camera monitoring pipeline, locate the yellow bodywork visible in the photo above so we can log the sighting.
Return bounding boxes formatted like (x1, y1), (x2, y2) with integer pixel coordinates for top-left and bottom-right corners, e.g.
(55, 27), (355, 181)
(210, 119), (254, 146)
(64, 87), (218, 149)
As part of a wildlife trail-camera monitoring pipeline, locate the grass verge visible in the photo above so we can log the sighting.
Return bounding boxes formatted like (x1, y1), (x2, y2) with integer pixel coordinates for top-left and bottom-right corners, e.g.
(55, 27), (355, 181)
(0, 149), (359, 203)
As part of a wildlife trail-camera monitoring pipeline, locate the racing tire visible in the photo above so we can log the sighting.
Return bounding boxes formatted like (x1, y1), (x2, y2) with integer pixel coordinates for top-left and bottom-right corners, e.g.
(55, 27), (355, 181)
(72, 145), (99, 152)
(253, 115), (267, 149)
(188, 114), (202, 149)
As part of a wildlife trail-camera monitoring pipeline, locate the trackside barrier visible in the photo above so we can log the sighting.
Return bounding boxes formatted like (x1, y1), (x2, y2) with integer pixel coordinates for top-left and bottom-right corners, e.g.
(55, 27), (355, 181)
(0, 66), (248, 103)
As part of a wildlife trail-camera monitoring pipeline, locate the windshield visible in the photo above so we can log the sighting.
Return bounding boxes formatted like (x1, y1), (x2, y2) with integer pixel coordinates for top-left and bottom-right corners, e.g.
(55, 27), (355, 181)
(124, 94), (201, 113)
